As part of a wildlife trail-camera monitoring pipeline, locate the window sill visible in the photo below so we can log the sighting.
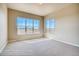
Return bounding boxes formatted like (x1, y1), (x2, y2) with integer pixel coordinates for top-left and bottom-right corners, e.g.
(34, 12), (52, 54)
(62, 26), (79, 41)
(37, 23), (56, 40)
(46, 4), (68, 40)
(17, 33), (41, 36)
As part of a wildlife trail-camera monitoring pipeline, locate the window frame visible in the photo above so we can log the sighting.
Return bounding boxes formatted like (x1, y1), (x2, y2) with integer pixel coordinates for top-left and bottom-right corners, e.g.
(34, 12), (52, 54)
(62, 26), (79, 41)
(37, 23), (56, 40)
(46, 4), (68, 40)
(16, 17), (41, 35)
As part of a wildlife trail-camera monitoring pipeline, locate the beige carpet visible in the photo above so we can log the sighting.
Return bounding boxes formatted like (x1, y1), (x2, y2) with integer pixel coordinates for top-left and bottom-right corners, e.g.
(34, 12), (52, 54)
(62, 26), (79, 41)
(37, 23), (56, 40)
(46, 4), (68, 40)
(0, 38), (79, 56)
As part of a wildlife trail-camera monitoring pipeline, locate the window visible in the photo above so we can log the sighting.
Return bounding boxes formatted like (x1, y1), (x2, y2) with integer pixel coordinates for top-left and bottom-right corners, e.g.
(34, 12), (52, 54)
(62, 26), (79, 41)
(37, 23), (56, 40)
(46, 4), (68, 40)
(46, 20), (50, 32)
(16, 17), (26, 35)
(26, 18), (33, 34)
(34, 20), (40, 34)
(45, 19), (55, 33)
(16, 17), (40, 35)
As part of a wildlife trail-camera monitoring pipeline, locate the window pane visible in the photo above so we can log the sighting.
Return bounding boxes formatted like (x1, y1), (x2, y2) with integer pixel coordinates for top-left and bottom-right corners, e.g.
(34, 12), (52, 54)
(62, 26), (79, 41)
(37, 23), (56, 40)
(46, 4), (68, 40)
(34, 20), (40, 34)
(26, 18), (33, 34)
(45, 19), (55, 32)
(16, 17), (26, 35)
(45, 20), (50, 32)
(49, 19), (55, 33)
(16, 17), (25, 35)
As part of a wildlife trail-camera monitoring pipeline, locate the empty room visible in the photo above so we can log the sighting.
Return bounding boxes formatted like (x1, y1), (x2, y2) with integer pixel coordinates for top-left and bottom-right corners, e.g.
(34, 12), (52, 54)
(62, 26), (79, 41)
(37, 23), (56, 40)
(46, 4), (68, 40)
(0, 3), (79, 56)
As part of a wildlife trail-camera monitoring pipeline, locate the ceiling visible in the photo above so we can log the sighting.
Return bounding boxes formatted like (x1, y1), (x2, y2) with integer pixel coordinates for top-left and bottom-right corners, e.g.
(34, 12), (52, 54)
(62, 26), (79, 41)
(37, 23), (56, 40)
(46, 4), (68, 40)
(7, 3), (71, 16)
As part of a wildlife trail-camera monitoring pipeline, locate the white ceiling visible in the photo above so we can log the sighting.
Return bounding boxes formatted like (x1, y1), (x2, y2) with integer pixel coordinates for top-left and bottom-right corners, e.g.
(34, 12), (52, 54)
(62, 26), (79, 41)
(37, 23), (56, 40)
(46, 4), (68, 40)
(7, 3), (71, 16)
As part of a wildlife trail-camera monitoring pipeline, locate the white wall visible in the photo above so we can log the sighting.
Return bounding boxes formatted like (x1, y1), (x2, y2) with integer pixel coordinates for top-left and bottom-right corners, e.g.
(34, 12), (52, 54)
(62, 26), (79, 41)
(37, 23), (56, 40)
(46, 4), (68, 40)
(55, 15), (79, 47)
(0, 4), (7, 53)
(44, 4), (79, 47)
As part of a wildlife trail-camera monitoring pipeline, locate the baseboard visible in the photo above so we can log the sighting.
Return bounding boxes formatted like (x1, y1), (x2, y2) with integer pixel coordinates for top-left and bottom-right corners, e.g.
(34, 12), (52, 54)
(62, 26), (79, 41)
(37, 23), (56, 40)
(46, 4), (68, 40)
(0, 40), (7, 54)
(45, 33), (79, 48)
(50, 38), (79, 48)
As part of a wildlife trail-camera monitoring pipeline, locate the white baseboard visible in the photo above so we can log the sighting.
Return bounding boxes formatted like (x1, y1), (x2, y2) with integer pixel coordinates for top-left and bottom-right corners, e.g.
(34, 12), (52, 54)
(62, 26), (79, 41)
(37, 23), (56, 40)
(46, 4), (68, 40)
(45, 33), (79, 47)
(0, 40), (7, 54)
(45, 34), (79, 48)
(50, 38), (79, 48)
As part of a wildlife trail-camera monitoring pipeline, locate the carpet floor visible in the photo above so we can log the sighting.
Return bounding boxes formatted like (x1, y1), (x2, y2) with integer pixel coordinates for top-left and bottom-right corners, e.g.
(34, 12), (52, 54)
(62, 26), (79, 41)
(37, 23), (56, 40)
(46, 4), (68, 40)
(0, 38), (79, 56)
